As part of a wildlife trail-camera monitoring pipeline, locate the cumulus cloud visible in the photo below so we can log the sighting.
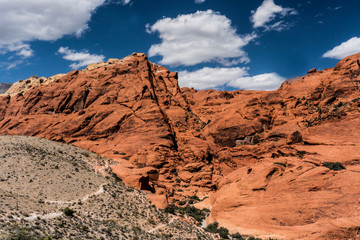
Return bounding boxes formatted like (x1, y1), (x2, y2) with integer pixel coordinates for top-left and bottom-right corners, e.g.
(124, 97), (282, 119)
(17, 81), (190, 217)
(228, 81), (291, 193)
(227, 72), (285, 90)
(251, 0), (297, 31)
(58, 47), (105, 69)
(1, 43), (33, 58)
(179, 67), (248, 90)
(147, 10), (256, 66)
(322, 37), (360, 59)
(0, 43), (33, 70)
(0, 0), (106, 57)
(195, 0), (206, 4)
(179, 67), (285, 90)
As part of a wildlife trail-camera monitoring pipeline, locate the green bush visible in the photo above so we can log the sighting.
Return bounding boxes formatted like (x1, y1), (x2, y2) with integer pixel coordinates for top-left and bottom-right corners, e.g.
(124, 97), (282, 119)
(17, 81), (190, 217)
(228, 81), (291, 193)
(63, 207), (75, 217)
(164, 204), (177, 214)
(111, 172), (122, 182)
(230, 232), (244, 239)
(322, 162), (346, 171)
(205, 222), (229, 239)
(164, 204), (210, 223)
(247, 237), (262, 240)
(188, 195), (201, 204)
(205, 222), (219, 233)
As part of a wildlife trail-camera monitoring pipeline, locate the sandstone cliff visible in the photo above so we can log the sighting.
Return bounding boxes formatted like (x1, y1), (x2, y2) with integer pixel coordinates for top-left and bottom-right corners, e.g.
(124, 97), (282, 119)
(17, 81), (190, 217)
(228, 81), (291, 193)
(0, 52), (359, 239)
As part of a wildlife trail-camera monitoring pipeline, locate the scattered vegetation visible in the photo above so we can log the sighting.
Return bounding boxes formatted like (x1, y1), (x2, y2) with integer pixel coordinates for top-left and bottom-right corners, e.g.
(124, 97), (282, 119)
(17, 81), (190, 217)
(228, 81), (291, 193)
(205, 222), (229, 239)
(231, 232), (245, 239)
(3, 225), (50, 240)
(187, 195), (201, 204)
(164, 204), (210, 224)
(322, 162), (346, 171)
(111, 172), (123, 182)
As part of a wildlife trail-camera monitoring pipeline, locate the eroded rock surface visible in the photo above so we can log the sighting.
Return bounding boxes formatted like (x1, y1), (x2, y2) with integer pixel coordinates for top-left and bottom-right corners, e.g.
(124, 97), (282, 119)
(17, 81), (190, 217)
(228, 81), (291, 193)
(1, 52), (360, 239)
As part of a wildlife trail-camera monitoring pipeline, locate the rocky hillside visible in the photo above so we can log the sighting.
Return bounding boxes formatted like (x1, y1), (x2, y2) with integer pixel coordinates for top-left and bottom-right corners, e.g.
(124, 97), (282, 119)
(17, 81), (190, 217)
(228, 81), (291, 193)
(0, 135), (216, 240)
(0, 52), (359, 239)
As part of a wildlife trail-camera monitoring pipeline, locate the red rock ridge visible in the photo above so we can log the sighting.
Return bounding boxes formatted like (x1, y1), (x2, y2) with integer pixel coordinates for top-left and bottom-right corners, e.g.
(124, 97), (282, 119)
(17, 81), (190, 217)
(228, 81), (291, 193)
(1, 52), (360, 239)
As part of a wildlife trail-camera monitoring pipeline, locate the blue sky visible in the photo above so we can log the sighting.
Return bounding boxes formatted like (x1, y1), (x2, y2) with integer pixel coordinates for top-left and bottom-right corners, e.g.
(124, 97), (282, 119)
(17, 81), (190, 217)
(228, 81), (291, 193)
(1, 0), (360, 90)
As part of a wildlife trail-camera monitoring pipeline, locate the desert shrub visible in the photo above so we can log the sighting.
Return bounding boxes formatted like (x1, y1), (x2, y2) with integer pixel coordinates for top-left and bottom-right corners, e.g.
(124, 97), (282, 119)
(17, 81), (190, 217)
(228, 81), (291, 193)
(179, 205), (209, 223)
(5, 225), (41, 240)
(111, 172), (122, 182)
(63, 207), (75, 217)
(230, 232), (244, 239)
(206, 222), (219, 232)
(205, 222), (229, 239)
(188, 195), (201, 204)
(164, 204), (177, 214)
(81, 225), (89, 232)
(217, 227), (229, 239)
(164, 204), (210, 223)
(322, 162), (346, 171)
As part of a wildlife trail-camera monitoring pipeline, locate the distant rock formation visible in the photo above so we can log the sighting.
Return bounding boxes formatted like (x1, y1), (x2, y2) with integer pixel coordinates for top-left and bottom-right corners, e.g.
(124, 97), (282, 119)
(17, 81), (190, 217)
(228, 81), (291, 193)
(0, 52), (360, 239)
(4, 74), (65, 96)
(0, 83), (12, 94)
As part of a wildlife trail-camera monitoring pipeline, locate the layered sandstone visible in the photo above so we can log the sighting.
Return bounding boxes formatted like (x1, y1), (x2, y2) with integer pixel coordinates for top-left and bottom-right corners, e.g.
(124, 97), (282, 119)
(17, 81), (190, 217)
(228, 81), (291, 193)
(0, 52), (360, 239)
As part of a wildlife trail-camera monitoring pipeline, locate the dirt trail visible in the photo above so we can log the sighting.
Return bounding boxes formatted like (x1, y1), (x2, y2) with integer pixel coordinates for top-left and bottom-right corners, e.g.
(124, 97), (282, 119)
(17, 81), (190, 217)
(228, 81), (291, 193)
(45, 184), (105, 204)
(148, 217), (175, 233)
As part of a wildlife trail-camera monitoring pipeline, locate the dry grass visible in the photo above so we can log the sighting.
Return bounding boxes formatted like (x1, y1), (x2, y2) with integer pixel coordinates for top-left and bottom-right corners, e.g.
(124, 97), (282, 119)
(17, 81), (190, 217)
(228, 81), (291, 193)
(0, 136), (216, 240)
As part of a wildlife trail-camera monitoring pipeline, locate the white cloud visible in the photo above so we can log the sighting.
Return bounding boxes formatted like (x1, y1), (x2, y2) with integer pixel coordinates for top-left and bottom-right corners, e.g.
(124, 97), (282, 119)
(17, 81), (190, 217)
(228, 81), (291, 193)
(322, 37), (360, 59)
(179, 67), (248, 90)
(195, 0), (206, 4)
(5, 60), (28, 70)
(0, 0), (106, 57)
(1, 43), (33, 58)
(147, 10), (256, 66)
(251, 0), (297, 31)
(0, 43), (33, 70)
(179, 67), (285, 90)
(58, 47), (105, 69)
(114, 0), (131, 5)
(227, 72), (285, 91)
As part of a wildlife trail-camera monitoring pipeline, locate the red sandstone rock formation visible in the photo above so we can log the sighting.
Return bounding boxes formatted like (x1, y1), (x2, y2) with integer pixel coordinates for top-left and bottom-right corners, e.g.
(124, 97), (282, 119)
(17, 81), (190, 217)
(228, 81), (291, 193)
(1, 52), (360, 239)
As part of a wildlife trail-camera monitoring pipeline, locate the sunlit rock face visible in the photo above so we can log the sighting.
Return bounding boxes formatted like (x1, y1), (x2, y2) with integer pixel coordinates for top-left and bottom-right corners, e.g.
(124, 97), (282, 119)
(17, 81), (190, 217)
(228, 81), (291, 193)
(1, 52), (360, 239)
